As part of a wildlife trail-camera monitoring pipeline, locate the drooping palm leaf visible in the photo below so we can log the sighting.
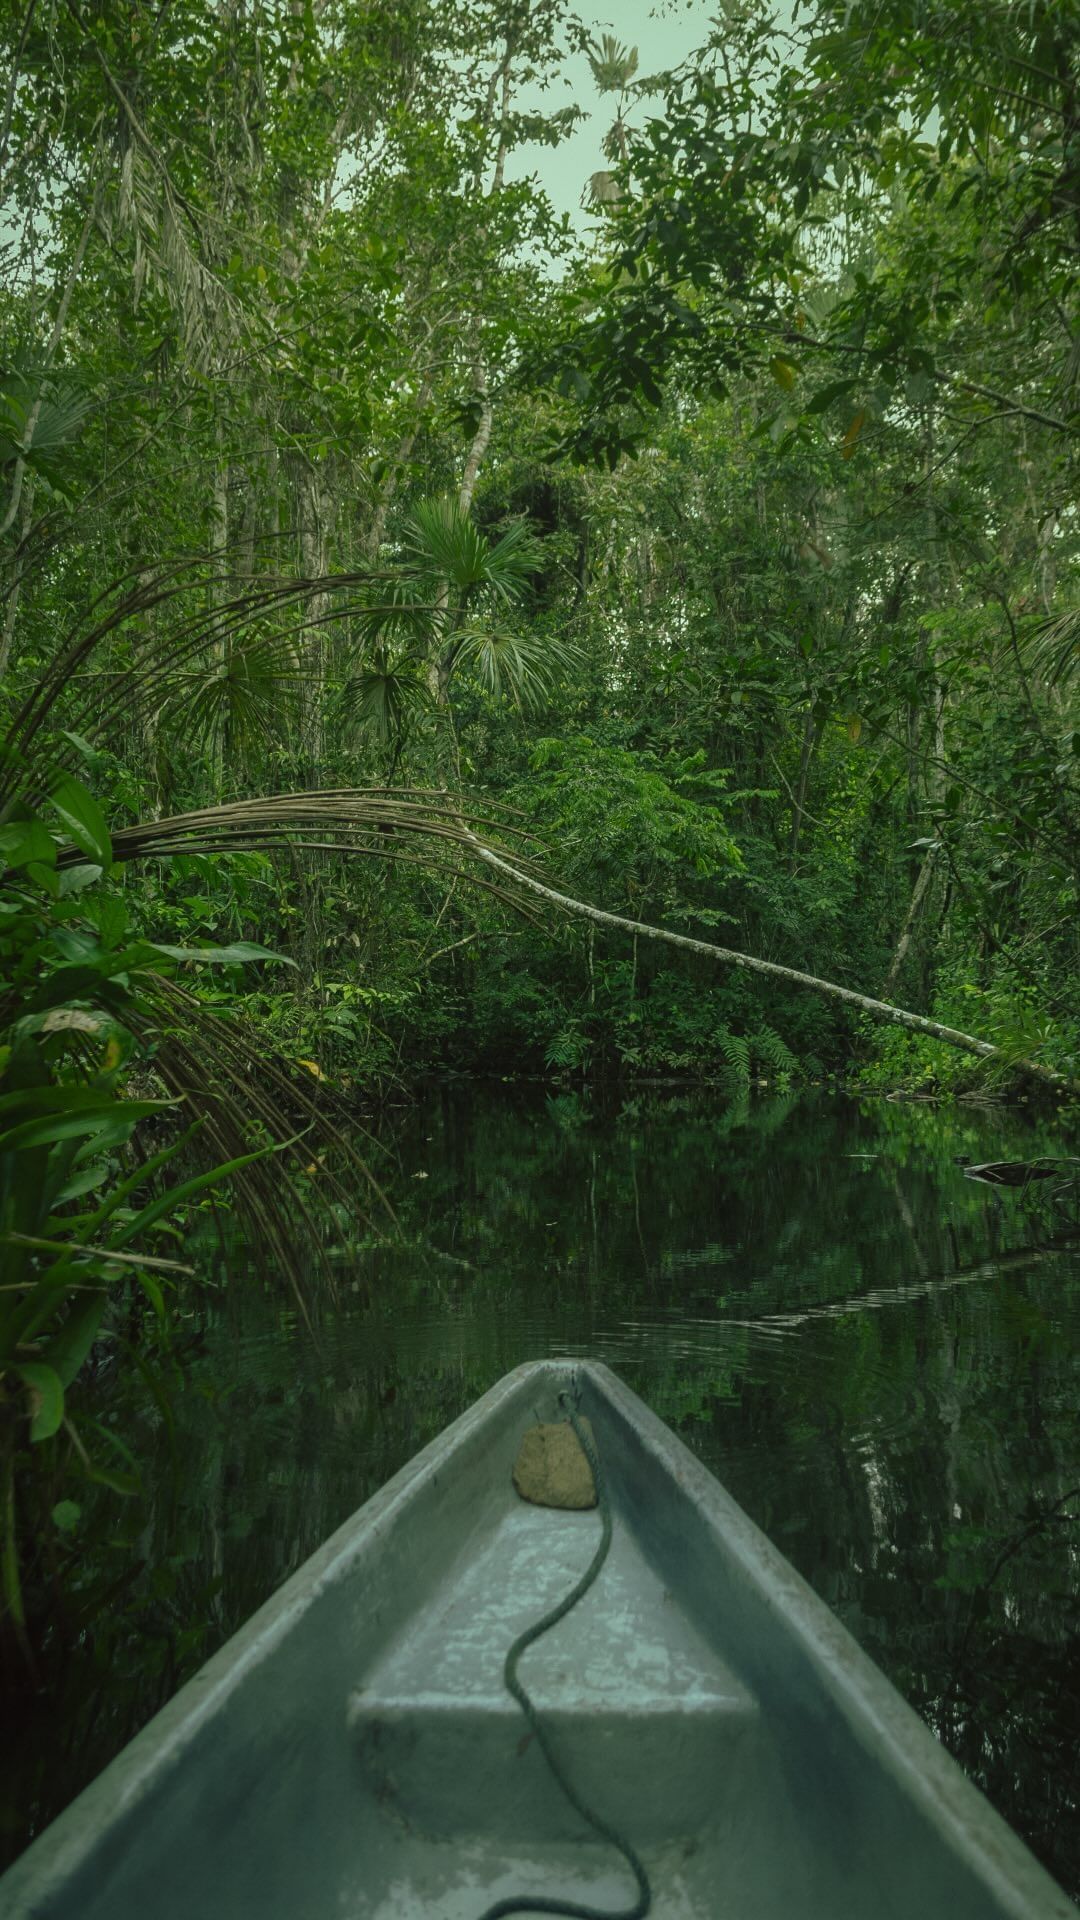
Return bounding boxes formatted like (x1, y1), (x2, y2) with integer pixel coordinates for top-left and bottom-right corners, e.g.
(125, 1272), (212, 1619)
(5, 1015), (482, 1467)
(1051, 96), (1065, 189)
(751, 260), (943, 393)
(0, 557), (438, 801)
(133, 976), (392, 1304)
(1021, 606), (1080, 686)
(454, 624), (582, 711)
(95, 788), (544, 886)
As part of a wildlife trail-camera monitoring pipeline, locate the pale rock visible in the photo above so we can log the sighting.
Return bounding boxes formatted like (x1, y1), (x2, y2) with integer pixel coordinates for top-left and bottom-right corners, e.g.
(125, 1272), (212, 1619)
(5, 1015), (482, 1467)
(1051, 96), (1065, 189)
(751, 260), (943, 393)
(512, 1419), (597, 1510)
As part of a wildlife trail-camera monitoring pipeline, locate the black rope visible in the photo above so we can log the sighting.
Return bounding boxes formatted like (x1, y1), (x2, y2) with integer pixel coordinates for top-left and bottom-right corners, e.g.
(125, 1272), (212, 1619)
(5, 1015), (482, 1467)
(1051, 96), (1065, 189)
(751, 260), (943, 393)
(476, 1393), (652, 1920)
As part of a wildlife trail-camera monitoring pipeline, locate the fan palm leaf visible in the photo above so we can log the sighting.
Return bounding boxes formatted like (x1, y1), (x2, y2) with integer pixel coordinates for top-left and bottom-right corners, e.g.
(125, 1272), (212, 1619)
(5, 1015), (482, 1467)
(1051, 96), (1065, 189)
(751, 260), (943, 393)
(0, 365), (94, 475)
(337, 653), (432, 745)
(159, 632), (304, 761)
(402, 498), (543, 605)
(454, 625), (582, 711)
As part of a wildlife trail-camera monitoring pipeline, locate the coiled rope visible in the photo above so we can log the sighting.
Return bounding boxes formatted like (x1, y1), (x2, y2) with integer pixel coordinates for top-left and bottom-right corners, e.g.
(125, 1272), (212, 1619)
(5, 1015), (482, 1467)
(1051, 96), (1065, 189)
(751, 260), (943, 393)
(477, 1393), (652, 1920)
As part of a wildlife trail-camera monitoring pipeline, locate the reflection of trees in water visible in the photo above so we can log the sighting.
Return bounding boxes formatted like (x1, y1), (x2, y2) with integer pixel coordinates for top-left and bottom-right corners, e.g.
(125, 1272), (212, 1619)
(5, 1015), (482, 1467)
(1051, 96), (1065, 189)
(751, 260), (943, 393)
(6, 1089), (1078, 1893)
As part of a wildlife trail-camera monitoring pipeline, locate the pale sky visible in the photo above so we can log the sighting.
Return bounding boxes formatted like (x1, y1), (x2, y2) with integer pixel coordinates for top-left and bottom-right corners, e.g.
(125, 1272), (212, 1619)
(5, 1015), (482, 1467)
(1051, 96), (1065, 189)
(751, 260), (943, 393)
(506, 1), (718, 231)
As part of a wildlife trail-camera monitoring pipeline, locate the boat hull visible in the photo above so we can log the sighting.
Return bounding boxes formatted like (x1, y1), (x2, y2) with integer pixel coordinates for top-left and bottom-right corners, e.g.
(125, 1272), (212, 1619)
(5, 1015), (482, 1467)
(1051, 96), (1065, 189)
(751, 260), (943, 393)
(2, 1360), (1072, 1918)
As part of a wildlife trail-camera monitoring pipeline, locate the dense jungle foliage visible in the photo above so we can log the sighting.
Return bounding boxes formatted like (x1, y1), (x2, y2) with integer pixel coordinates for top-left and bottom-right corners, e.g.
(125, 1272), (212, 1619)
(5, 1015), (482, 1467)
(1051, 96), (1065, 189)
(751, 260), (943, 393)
(1, 0), (1078, 1757)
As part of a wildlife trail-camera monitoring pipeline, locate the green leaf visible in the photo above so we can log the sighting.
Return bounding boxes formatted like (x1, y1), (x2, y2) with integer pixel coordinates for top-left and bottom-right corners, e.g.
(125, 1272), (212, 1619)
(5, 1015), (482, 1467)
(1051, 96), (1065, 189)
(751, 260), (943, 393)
(26, 860), (61, 897)
(804, 378), (858, 416)
(110, 1142), (274, 1247)
(51, 1499), (81, 1533)
(0, 1105), (161, 1154)
(85, 1463), (139, 1497)
(15, 1363), (64, 1441)
(59, 730), (105, 771)
(0, 819), (56, 870)
(49, 777), (113, 867)
(135, 1269), (165, 1319)
(43, 1292), (107, 1388)
(57, 863), (104, 897)
(148, 941), (297, 967)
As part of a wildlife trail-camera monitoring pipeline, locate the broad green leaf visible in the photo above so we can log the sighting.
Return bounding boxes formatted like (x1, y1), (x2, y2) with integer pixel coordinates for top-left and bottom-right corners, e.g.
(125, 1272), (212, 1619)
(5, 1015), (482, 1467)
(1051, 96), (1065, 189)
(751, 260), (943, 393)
(16, 1363), (64, 1441)
(52, 1164), (112, 1204)
(85, 1464), (138, 1497)
(110, 1142), (275, 1247)
(0, 819), (56, 870)
(768, 356), (798, 391)
(40, 1008), (103, 1035)
(25, 965), (126, 1017)
(59, 729), (105, 769)
(804, 378), (857, 416)
(26, 860), (61, 897)
(135, 1269), (165, 1318)
(0, 1084), (150, 1118)
(51, 1500), (82, 1533)
(49, 777), (112, 867)
(0, 1100), (165, 1153)
(149, 940), (297, 967)
(57, 863), (104, 898)
(43, 1293), (107, 1388)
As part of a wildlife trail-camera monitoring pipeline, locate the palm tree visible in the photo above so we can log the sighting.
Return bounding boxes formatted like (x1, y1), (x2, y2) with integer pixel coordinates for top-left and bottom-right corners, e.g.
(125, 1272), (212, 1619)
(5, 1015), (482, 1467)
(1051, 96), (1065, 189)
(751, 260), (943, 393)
(338, 497), (576, 781)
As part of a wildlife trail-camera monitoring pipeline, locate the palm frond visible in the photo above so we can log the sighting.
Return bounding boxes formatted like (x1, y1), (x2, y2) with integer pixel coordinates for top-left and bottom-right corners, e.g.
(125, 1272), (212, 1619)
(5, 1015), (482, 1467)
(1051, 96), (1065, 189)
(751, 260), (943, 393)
(0, 558), (430, 801)
(100, 788), (527, 862)
(403, 498), (543, 604)
(404, 497), (490, 591)
(347, 578), (435, 649)
(586, 34), (639, 92)
(0, 365), (95, 474)
(159, 632), (303, 760)
(337, 654), (432, 744)
(454, 625), (581, 710)
(1021, 607), (1080, 686)
(482, 521), (546, 606)
(132, 976), (391, 1302)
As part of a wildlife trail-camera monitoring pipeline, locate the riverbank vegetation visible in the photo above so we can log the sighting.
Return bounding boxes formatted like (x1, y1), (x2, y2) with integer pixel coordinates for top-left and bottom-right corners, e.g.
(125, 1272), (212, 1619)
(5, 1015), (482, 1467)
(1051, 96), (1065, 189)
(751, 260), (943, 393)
(2, 0), (1078, 1695)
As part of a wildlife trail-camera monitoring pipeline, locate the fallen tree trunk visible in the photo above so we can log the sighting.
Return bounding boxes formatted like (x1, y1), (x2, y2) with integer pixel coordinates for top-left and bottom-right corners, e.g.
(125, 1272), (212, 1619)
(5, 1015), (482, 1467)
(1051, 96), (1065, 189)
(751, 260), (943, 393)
(471, 840), (1076, 1098)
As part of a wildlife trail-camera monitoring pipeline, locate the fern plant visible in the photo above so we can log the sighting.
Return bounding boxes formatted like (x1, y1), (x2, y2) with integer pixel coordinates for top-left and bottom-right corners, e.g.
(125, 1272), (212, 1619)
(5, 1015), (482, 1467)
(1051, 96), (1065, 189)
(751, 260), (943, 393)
(544, 1026), (589, 1074)
(751, 1027), (800, 1086)
(715, 1028), (751, 1092)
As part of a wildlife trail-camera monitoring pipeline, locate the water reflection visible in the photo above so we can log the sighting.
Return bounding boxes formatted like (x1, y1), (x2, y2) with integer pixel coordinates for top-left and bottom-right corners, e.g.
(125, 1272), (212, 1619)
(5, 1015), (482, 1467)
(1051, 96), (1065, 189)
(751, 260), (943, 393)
(6, 1089), (1079, 1898)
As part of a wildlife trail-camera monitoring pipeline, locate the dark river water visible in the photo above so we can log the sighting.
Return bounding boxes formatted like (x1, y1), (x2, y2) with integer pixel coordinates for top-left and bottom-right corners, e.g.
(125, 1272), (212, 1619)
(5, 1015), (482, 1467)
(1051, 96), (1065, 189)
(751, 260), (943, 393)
(8, 1087), (1080, 1899)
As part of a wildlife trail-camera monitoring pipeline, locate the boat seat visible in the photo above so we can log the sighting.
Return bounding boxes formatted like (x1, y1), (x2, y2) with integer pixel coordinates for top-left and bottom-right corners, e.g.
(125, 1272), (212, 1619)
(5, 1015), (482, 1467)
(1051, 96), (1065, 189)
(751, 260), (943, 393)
(348, 1500), (760, 1840)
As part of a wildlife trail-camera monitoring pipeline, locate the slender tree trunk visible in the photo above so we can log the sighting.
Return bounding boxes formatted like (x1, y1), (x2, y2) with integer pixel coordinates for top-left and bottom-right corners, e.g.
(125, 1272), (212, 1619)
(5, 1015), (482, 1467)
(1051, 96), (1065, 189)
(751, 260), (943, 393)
(457, 372), (493, 516)
(881, 845), (936, 999)
(456, 47), (512, 516)
(788, 711), (818, 868)
(294, 456), (327, 767)
(365, 372), (433, 560)
(0, 184), (99, 539)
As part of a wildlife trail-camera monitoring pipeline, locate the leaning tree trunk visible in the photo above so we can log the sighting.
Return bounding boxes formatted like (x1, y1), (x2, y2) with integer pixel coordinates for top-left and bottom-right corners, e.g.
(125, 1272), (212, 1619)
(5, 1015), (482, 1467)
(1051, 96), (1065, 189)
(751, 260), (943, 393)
(467, 838), (1077, 1098)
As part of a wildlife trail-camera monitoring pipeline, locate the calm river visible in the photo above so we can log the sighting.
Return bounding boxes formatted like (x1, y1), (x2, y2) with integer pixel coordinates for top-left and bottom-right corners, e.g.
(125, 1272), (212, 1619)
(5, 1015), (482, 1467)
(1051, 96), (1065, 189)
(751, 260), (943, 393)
(8, 1087), (1080, 1898)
